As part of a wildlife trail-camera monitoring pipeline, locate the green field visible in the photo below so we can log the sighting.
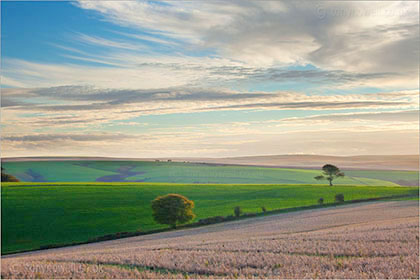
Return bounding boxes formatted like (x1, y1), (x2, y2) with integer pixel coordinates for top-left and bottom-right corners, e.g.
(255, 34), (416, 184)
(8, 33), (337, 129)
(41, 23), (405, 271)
(345, 170), (419, 186)
(2, 160), (418, 185)
(2, 182), (418, 254)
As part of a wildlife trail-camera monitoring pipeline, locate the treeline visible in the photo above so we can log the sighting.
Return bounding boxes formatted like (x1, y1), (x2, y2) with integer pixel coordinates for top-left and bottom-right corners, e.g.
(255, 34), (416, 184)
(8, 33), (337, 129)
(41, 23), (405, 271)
(1, 167), (19, 182)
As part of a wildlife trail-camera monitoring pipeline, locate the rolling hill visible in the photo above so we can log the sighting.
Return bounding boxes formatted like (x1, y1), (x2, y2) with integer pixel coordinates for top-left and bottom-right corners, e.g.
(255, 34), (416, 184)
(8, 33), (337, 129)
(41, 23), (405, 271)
(3, 154), (418, 170)
(2, 160), (418, 185)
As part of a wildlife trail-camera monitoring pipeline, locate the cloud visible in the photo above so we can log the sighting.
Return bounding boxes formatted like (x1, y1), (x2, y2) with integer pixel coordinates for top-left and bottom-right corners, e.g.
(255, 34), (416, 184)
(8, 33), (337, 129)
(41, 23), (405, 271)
(29, 86), (275, 103)
(75, 33), (146, 51)
(2, 86), (416, 116)
(2, 133), (136, 143)
(74, 1), (419, 77)
(282, 110), (419, 123)
(3, 56), (404, 90)
(2, 85), (417, 155)
(0, 98), (28, 107)
(2, 127), (418, 158)
(250, 68), (397, 84)
(2, 1), (419, 158)
(1, 86), (276, 114)
(3, 2), (416, 90)
(203, 101), (410, 111)
(1, 57), (209, 89)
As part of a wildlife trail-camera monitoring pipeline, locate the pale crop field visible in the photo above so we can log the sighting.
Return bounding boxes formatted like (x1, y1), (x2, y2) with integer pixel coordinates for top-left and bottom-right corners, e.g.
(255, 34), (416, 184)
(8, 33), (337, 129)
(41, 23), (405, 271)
(2, 200), (419, 279)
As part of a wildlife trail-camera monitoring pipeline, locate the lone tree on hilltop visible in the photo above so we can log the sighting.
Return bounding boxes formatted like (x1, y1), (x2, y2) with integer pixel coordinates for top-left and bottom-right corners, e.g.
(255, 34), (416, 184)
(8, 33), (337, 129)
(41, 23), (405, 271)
(151, 194), (195, 229)
(314, 164), (344, 186)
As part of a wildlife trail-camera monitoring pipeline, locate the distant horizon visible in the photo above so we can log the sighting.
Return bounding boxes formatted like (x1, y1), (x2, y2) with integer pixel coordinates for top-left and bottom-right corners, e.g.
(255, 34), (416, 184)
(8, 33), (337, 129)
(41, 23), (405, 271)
(2, 153), (419, 160)
(2, 154), (419, 171)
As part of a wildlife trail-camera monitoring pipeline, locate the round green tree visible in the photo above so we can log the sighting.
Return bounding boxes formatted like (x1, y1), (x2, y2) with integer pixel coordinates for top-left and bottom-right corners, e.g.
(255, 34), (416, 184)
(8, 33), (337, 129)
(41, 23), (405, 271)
(151, 194), (195, 229)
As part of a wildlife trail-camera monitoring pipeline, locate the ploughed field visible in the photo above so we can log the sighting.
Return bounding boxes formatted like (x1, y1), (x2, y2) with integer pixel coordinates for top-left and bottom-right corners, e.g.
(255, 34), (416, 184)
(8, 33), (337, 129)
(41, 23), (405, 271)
(2, 160), (419, 185)
(2, 183), (418, 254)
(2, 200), (418, 279)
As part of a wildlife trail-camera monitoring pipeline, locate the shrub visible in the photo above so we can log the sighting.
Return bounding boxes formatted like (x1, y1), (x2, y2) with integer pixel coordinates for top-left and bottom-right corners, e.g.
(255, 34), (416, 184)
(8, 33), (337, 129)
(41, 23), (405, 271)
(151, 194), (195, 229)
(234, 206), (242, 217)
(261, 206), (267, 213)
(318, 198), (324, 205)
(335, 193), (344, 202)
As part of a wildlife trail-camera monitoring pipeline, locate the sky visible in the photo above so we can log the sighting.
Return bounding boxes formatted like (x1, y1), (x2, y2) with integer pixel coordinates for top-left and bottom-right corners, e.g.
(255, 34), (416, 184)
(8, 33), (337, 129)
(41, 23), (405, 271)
(1, 1), (419, 158)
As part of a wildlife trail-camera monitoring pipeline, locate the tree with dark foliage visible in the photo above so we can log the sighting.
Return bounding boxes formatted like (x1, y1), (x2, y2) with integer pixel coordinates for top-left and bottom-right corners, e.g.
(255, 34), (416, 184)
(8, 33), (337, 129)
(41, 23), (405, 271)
(314, 164), (344, 186)
(234, 206), (242, 217)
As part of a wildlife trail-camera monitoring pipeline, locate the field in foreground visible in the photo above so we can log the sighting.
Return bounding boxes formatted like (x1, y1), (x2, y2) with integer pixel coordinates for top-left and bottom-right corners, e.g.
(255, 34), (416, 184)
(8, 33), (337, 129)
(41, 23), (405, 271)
(2, 160), (419, 185)
(2, 183), (418, 254)
(2, 200), (418, 279)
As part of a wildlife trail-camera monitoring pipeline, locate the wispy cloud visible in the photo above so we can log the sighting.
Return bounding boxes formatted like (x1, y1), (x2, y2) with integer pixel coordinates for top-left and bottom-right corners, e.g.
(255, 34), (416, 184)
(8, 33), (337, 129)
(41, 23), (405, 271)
(281, 110), (419, 123)
(75, 33), (147, 51)
(2, 86), (417, 116)
(3, 127), (418, 158)
(2, 133), (136, 142)
(202, 101), (411, 111)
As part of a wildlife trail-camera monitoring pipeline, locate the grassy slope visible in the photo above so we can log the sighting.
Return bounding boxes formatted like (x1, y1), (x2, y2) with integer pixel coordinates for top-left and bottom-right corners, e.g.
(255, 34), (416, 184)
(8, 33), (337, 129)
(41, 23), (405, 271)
(2, 182), (418, 254)
(2, 161), (119, 182)
(345, 170), (419, 185)
(1, 161), (404, 186)
(125, 163), (397, 185)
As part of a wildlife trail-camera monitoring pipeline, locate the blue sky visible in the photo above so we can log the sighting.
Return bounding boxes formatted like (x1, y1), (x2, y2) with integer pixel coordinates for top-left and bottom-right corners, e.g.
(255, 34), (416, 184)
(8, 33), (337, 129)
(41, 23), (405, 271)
(2, 2), (186, 65)
(1, 1), (418, 157)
